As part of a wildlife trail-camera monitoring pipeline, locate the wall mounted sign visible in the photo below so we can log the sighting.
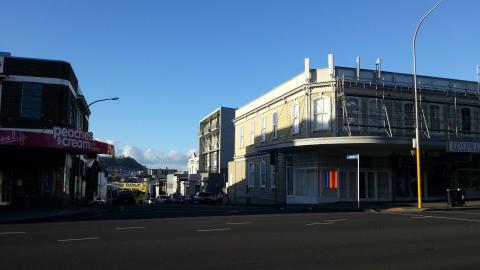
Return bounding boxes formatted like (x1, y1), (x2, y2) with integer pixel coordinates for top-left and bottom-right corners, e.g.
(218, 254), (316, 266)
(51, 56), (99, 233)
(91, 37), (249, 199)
(0, 128), (114, 155)
(447, 141), (480, 153)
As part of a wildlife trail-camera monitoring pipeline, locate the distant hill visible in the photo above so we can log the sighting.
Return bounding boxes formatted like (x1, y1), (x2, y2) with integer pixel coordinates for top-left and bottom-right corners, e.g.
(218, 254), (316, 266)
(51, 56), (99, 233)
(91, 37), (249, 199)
(98, 156), (146, 172)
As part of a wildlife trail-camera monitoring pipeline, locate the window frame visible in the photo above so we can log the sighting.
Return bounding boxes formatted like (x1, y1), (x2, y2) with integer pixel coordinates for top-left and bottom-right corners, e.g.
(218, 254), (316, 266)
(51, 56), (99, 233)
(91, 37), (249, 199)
(239, 125), (244, 148)
(20, 82), (43, 119)
(313, 96), (330, 131)
(367, 99), (383, 133)
(272, 111), (278, 139)
(346, 97), (361, 131)
(249, 120), (255, 145)
(429, 104), (442, 133)
(261, 114), (266, 142)
(248, 161), (255, 188)
(461, 107), (472, 135)
(403, 102), (415, 129)
(291, 102), (300, 135)
(260, 158), (267, 188)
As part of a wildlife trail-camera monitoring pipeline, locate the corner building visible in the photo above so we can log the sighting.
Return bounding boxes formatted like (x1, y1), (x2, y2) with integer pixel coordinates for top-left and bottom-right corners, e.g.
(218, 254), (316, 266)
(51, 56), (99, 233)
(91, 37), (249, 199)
(228, 55), (480, 205)
(0, 53), (114, 207)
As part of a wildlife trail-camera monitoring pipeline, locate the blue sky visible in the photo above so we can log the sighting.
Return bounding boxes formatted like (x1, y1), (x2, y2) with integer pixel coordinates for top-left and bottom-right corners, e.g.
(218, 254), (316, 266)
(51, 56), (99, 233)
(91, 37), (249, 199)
(1, 0), (478, 169)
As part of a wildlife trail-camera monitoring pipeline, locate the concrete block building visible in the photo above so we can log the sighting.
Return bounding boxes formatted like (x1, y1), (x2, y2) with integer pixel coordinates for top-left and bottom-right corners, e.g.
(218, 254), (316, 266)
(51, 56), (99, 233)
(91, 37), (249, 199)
(198, 107), (235, 194)
(228, 55), (480, 205)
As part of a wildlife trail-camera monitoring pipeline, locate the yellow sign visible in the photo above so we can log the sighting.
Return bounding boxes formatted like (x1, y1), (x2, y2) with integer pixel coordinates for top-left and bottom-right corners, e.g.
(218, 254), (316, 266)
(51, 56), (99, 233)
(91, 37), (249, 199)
(113, 182), (147, 193)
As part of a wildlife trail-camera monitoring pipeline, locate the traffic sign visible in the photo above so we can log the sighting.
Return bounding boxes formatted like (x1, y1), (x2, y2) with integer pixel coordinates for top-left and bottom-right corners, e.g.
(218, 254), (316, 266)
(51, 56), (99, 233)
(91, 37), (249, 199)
(346, 154), (359, 160)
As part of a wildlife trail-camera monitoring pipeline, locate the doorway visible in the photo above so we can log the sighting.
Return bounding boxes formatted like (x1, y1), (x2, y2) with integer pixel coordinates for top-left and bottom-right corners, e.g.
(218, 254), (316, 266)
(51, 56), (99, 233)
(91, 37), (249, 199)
(0, 171), (12, 205)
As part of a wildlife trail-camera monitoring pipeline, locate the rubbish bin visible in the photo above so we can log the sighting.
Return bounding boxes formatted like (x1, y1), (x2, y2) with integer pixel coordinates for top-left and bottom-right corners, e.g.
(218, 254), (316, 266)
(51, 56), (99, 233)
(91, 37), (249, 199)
(446, 188), (466, 207)
(456, 188), (466, 207)
(446, 188), (456, 207)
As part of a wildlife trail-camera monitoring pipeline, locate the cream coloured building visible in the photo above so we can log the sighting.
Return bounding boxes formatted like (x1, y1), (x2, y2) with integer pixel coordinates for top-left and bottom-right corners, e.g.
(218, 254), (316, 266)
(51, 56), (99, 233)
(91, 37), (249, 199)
(228, 54), (480, 205)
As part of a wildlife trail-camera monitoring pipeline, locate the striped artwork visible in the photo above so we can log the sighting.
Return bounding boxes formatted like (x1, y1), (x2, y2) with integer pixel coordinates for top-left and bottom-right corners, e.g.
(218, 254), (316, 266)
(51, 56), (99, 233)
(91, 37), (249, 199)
(324, 169), (338, 189)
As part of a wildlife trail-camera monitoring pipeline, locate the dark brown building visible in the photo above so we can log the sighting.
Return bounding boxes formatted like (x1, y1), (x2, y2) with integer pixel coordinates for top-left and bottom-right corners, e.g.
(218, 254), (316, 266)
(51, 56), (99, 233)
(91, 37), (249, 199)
(0, 53), (113, 208)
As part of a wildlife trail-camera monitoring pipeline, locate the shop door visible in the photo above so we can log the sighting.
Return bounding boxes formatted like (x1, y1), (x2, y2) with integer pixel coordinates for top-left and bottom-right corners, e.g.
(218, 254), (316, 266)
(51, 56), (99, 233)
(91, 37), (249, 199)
(359, 172), (376, 200)
(0, 171), (12, 205)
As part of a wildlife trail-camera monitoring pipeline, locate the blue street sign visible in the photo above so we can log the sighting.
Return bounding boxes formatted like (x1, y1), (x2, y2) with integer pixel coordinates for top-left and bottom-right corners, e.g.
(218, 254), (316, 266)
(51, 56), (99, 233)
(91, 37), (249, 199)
(346, 154), (359, 160)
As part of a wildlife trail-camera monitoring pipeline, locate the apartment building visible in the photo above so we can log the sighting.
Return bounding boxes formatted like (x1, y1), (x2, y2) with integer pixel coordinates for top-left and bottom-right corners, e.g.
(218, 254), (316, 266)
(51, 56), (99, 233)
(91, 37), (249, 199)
(228, 55), (480, 205)
(198, 107), (235, 194)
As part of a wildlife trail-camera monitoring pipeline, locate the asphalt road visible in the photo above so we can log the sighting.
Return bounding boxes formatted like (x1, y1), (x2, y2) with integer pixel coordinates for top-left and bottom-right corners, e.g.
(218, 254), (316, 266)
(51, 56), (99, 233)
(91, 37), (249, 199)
(1, 206), (480, 270)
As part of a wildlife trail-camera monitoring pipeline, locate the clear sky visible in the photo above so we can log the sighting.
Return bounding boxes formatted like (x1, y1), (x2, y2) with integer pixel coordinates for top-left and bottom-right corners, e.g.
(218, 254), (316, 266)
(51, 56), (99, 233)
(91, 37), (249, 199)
(1, 0), (478, 169)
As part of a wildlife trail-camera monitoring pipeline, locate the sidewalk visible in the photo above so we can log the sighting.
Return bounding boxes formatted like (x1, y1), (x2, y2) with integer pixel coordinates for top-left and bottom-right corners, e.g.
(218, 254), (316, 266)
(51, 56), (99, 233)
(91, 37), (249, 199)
(284, 200), (480, 213)
(0, 206), (106, 225)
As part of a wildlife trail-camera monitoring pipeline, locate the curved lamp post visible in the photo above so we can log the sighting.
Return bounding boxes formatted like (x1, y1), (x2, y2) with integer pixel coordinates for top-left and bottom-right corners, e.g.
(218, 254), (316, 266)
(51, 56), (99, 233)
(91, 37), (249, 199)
(88, 97), (119, 107)
(413, 0), (443, 209)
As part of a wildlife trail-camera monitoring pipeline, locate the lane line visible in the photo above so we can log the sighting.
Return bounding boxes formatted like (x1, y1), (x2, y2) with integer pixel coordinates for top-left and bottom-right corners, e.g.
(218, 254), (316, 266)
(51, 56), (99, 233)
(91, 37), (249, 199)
(305, 222), (333, 226)
(115, 226), (145, 230)
(196, 227), (231, 232)
(226, 222), (251, 225)
(423, 215), (480, 223)
(0, 232), (26, 235)
(385, 212), (480, 223)
(430, 210), (480, 216)
(324, 219), (347, 222)
(57, 237), (100, 242)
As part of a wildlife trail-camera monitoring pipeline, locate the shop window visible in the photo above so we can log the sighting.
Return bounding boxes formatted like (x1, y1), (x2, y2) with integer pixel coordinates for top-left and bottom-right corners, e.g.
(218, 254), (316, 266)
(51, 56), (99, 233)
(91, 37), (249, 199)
(248, 162), (255, 187)
(286, 156), (294, 195)
(260, 159), (266, 188)
(20, 82), (43, 119)
(270, 164), (276, 189)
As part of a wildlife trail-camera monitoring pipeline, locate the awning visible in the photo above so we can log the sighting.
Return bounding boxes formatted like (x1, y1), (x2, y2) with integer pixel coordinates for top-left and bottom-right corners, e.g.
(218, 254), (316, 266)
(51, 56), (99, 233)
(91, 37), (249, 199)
(0, 127), (114, 155)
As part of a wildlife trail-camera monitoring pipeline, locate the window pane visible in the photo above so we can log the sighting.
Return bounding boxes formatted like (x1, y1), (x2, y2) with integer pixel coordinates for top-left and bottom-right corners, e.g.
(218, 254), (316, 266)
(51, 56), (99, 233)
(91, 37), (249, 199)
(462, 108), (471, 132)
(404, 103), (414, 128)
(287, 167), (293, 195)
(21, 83), (43, 118)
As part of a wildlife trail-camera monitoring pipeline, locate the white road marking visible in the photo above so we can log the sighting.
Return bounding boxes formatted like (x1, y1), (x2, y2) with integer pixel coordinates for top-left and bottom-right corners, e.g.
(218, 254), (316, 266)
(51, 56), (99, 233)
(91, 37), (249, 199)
(57, 237), (100, 242)
(423, 215), (480, 223)
(305, 222), (333, 226)
(431, 210), (480, 216)
(196, 227), (231, 232)
(386, 212), (480, 223)
(324, 219), (347, 222)
(0, 232), (26, 235)
(410, 216), (432, 219)
(115, 226), (145, 230)
(226, 222), (251, 225)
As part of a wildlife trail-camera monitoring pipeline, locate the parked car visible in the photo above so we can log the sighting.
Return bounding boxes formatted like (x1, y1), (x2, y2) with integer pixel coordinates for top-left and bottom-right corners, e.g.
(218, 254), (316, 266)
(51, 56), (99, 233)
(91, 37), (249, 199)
(114, 191), (136, 205)
(170, 193), (184, 203)
(185, 194), (195, 204)
(143, 196), (155, 204)
(155, 195), (169, 204)
(193, 192), (215, 204)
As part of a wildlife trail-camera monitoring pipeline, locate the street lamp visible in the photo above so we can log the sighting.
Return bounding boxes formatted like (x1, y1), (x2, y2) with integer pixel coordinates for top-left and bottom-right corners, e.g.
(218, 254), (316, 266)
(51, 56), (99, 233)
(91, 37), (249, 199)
(413, 0), (443, 209)
(88, 97), (119, 107)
